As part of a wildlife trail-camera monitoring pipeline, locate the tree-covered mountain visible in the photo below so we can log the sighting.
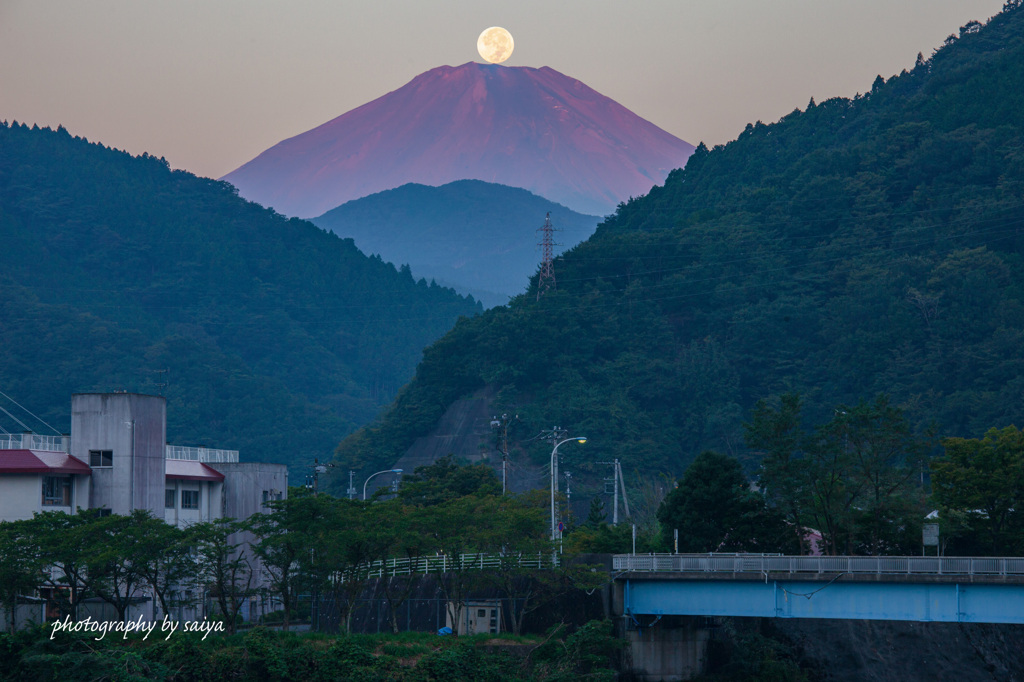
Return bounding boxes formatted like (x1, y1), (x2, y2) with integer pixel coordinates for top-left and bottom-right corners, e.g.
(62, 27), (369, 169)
(0, 122), (481, 468)
(329, 3), (1024, 492)
(313, 180), (600, 307)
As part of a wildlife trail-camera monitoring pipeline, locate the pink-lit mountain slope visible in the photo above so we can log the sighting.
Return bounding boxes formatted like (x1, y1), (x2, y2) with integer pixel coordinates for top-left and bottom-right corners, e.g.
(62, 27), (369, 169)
(222, 62), (695, 217)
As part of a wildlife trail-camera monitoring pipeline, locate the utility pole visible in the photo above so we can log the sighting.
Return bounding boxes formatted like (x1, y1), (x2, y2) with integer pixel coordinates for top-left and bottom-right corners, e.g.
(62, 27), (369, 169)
(613, 460), (619, 525)
(543, 427), (567, 538)
(599, 459), (623, 525)
(347, 470), (357, 500)
(307, 457), (334, 496)
(490, 413), (517, 494)
(598, 458), (626, 522)
(616, 460), (631, 521)
(536, 213), (558, 300)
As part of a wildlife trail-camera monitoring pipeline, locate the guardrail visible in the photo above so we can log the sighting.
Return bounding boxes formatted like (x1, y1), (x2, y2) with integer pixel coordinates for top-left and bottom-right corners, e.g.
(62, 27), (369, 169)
(339, 552), (560, 582)
(613, 553), (1024, 577)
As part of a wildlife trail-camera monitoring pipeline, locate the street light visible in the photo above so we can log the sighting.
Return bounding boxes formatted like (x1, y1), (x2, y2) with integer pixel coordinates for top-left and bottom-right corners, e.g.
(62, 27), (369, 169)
(363, 468), (403, 500)
(550, 435), (586, 540)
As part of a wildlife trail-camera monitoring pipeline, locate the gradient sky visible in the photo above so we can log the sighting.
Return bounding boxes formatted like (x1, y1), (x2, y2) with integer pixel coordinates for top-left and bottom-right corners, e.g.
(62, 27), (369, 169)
(1, 0), (1007, 181)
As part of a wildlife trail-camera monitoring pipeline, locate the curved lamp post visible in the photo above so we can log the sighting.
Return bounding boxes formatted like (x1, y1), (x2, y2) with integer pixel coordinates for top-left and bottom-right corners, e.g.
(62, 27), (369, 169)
(550, 436), (586, 539)
(363, 468), (403, 500)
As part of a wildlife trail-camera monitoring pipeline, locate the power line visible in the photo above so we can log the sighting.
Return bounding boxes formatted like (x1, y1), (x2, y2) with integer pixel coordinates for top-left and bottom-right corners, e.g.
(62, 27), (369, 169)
(0, 388), (63, 435)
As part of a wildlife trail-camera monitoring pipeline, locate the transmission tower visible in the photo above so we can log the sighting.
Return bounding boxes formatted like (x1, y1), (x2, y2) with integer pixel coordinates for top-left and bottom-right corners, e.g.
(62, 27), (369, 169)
(536, 212), (558, 300)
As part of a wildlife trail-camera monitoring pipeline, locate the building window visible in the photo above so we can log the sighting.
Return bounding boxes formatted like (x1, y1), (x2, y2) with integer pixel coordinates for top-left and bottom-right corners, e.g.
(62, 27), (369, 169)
(42, 476), (72, 506)
(89, 450), (113, 467)
(96, 508), (112, 518)
(166, 489), (176, 509)
(181, 490), (200, 509)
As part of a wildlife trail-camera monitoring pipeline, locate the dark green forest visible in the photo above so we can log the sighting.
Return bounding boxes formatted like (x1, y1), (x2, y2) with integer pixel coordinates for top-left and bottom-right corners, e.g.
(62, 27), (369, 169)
(332, 3), (1024, 494)
(0, 124), (481, 468)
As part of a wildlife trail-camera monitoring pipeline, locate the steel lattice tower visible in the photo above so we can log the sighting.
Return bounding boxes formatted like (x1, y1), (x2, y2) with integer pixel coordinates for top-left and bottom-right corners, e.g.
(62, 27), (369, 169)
(536, 212), (558, 300)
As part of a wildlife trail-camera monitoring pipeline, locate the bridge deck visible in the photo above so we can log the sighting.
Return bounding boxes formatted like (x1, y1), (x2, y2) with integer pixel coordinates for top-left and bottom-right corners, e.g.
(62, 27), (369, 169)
(614, 555), (1024, 624)
(614, 553), (1024, 579)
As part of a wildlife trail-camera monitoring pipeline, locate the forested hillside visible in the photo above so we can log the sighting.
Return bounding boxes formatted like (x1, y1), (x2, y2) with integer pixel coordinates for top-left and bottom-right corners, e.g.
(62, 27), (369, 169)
(331, 3), (1024, 489)
(313, 180), (600, 308)
(0, 123), (481, 467)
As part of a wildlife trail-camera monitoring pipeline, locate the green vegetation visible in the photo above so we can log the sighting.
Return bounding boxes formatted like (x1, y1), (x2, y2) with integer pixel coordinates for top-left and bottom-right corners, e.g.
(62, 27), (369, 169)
(745, 393), (929, 555)
(0, 460), (619, 678)
(932, 425), (1024, 555)
(0, 462), (598, 637)
(332, 3), (1024, 500)
(0, 123), (481, 469)
(0, 623), (621, 682)
(657, 450), (794, 554)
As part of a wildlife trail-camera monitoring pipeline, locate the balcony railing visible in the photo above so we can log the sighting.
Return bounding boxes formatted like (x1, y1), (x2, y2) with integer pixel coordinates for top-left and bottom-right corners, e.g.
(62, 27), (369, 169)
(613, 553), (1024, 577)
(0, 434), (69, 452)
(165, 445), (239, 463)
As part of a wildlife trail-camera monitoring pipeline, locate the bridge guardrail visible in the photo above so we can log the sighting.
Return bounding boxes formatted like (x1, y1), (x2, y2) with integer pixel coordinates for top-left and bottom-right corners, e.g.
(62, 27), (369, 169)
(613, 553), (1024, 576)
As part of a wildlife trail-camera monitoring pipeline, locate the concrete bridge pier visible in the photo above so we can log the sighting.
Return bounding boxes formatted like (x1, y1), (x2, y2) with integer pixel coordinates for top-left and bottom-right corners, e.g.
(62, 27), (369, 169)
(612, 579), (713, 680)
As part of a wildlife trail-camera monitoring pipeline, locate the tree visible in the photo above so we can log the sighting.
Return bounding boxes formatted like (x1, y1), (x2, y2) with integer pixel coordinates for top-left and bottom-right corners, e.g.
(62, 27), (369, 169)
(83, 511), (167, 623)
(745, 393), (812, 553)
(121, 511), (196, 622)
(805, 398), (927, 555)
(301, 498), (377, 634)
(397, 455), (501, 506)
(0, 521), (44, 632)
(355, 500), (432, 634)
(248, 496), (335, 631)
(932, 426), (1024, 555)
(26, 511), (96, 621)
(657, 451), (793, 553)
(192, 518), (257, 635)
(470, 491), (557, 636)
(837, 397), (928, 554)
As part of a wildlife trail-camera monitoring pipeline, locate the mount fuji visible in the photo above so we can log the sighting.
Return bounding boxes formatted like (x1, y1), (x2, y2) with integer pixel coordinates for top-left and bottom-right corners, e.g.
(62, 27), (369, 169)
(222, 62), (694, 217)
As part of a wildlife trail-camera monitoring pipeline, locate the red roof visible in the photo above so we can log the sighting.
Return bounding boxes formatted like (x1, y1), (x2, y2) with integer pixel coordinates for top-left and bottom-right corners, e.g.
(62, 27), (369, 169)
(166, 460), (225, 482)
(0, 450), (92, 475)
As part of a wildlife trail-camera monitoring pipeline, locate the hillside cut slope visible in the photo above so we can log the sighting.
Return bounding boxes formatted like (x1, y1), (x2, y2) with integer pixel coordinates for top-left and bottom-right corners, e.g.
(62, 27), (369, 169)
(223, 62), (694, 217)
(329, 4), (1024, 490)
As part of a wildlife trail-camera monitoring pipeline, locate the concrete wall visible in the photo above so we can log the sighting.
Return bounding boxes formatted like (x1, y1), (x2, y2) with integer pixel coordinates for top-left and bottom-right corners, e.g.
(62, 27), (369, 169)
(0, 473), (90, 521)
(214, 462), (288, 521)
(0, 475), (44, 521)
(0, 602), (46, 631)
(611, 579), (712, 681)
(71, 393), (166, 516)
(211, 462), (288, 596)
(164, 479), (225, 527)
(622, 620), (711, 682)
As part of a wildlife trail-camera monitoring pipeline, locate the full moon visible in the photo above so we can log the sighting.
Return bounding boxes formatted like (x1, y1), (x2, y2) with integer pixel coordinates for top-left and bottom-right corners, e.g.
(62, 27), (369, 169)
(477, 27), (514, 64)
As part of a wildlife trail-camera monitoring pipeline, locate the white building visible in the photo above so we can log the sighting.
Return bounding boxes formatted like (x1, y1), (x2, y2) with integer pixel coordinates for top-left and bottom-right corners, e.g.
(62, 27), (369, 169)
(0, 392), (289, 626)
(0, 393), (287, 527)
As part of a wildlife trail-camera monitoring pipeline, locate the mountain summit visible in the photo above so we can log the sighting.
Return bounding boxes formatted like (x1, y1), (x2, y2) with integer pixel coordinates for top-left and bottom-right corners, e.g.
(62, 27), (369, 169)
(222, 62), (695, 217)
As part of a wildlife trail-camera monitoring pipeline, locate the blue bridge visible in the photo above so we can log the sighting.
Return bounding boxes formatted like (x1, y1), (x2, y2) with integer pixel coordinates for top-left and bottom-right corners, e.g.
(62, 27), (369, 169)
(613, 553), (1024, 624)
